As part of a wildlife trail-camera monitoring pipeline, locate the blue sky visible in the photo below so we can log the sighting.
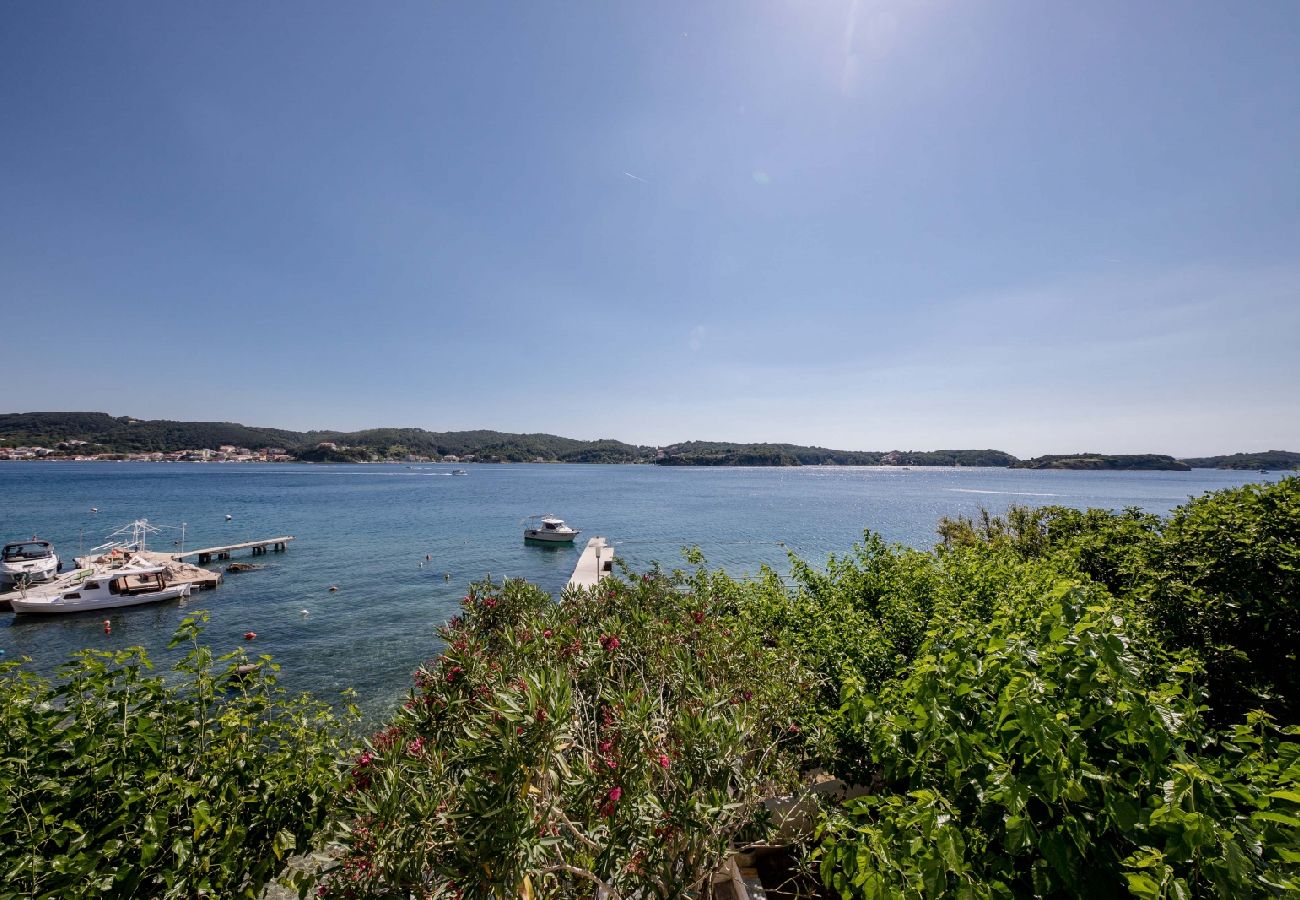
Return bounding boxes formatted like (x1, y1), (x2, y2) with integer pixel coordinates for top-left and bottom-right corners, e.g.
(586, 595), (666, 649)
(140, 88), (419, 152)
(2, 1), (1297, 456)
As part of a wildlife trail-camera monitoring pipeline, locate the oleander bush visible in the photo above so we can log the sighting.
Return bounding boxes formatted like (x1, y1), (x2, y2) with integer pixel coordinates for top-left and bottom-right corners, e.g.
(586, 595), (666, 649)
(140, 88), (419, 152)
(0, 613), (354, 899)
(319, 569), (813, 899)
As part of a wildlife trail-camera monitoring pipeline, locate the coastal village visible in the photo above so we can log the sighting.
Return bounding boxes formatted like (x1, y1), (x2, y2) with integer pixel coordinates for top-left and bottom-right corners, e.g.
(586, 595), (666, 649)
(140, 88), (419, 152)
(0, 441), (478, 465)
(0, 442), (295, 462)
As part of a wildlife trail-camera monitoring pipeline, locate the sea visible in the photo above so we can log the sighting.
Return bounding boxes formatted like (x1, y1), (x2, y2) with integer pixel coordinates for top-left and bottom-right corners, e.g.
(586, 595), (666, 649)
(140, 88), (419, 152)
(0, 461), (1284, 720)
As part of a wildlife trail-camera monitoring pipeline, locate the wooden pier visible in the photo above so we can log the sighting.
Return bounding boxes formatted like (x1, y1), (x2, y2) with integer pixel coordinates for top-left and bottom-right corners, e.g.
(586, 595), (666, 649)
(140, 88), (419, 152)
(568, 537), (614, 589)
(173, 536), (294, 565)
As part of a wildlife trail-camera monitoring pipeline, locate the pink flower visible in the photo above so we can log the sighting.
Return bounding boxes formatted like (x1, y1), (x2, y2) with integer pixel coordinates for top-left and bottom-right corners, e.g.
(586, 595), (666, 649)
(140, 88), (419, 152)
(658, 754), (671, 769)
(542, 628), (553, 639)
(482, 597), (498, 609)
(407, 737), (425, 757)
(600, 634), (621, 651)
(692, 611), (705, 625)
(599, 785), (623, 817)
(445, 666), (463, 683)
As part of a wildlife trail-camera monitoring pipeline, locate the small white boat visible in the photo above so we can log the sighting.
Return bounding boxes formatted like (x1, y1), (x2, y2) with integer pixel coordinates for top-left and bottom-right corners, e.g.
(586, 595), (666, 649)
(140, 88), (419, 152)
(452, 469), (469, 476)
(1, 540), (60, 586)
(524, 516), (581, 543)
(10, 565), (192, 615)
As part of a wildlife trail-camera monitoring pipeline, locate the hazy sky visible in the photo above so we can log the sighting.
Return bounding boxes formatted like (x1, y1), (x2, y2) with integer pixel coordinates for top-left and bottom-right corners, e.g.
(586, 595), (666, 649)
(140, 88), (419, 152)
(2, 2), (1297, 456)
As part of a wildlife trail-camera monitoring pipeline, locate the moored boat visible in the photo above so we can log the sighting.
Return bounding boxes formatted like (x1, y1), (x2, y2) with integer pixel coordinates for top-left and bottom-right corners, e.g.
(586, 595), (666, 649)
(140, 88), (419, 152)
(1, 539), (60, 586)
(524, 516), (581, 543)
(10, 565), (192, 615)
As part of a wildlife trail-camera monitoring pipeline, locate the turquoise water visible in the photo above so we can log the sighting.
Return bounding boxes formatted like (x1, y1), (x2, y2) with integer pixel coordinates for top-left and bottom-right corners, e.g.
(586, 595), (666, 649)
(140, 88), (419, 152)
(0, 462), (1283, 717)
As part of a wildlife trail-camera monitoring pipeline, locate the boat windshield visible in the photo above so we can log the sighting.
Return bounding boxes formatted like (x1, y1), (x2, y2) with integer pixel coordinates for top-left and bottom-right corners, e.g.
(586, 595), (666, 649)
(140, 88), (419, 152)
(3, 542), (52, 560)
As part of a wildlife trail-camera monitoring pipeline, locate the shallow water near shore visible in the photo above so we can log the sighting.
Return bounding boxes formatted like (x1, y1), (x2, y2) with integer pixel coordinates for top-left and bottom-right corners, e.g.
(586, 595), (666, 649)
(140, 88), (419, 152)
(0, 461), (1284, 719)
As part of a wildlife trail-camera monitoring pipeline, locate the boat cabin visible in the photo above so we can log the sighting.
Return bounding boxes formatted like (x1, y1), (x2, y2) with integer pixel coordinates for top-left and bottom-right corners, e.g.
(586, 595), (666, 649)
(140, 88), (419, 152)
(60, 570), (168, 601)
(110, 571), (168, 596)
(3, 540), (54, 561)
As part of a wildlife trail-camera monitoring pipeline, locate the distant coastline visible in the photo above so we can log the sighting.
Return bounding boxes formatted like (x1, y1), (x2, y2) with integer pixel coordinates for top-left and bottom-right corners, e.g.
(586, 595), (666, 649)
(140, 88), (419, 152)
(1, 412), (1296, 471)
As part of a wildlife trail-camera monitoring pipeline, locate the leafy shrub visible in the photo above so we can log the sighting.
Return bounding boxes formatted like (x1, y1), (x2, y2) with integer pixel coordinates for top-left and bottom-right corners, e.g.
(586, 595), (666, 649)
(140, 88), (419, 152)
(1142, 478), (1300, 724)
(817, 583), (1300, 898)
(938, 479), (1300, 724)
(321, 572), (810, 899)
(0, 613), (353, 899)
(717, 532), (1079, 783)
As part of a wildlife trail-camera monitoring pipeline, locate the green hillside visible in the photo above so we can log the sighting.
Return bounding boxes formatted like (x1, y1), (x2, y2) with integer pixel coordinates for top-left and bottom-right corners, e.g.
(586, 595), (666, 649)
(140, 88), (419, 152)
(1012, 453), (1191, 471)
(10, 412), (1277, 471)
(0, 412), (650, 463)
(654, 442), (1018, 467)
(1180, 450), (1300, 470)
(0, 412), (303, 453)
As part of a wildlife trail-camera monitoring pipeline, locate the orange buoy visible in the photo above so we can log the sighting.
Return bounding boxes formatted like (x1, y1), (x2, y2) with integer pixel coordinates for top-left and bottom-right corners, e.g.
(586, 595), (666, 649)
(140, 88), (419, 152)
(244, 631), (257, 640)
(103, 619), (111, 634)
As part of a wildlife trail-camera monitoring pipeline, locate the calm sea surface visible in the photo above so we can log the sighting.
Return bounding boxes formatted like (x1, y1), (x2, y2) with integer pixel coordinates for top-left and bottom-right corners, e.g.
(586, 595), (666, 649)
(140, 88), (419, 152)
(0, 462), (1283, 718)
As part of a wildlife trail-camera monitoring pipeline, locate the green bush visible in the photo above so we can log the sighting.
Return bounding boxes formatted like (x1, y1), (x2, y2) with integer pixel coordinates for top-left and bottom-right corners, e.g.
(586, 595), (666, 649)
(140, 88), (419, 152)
(1142, 478), (1300, 724)
(0, 613), (354, 899)
(818, 583), (1300, 898)
(321, 571), (811, 899)
(937, 479), (1300, 724)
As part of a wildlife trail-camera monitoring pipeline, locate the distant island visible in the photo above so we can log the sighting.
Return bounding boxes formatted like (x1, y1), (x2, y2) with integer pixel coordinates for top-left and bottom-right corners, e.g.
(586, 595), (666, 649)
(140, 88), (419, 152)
(650, 442), (1017, 468)
(1179, 450), (1300, 471)
(1011, 453), (1192, 472)
(0, 412), (1293, 470)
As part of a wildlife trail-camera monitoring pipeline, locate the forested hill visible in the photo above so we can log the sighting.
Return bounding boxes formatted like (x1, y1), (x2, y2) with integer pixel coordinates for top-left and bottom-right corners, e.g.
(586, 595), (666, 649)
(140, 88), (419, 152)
(1180, 450), (1300, 470)
(0, 413), (650, 463)
(7, 412), (1282, 469)
(0, 412), (305, 454)
(0, 413), (1022, 466)
(653, 442), (1019, 467)
(1012, 453), (1191, 471)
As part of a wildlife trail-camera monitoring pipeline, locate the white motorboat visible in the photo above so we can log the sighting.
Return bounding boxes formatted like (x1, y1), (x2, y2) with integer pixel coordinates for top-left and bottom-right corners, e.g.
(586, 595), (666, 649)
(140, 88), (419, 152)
(10, 565), (192, 615)
(524, 516), (581, 543)
(1, 540), (60, 586)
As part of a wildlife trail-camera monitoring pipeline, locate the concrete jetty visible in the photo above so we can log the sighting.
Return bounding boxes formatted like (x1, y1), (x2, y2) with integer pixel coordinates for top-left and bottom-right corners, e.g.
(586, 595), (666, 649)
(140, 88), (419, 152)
(568, 537), (614, 589)
(173, 536), (293, 564)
